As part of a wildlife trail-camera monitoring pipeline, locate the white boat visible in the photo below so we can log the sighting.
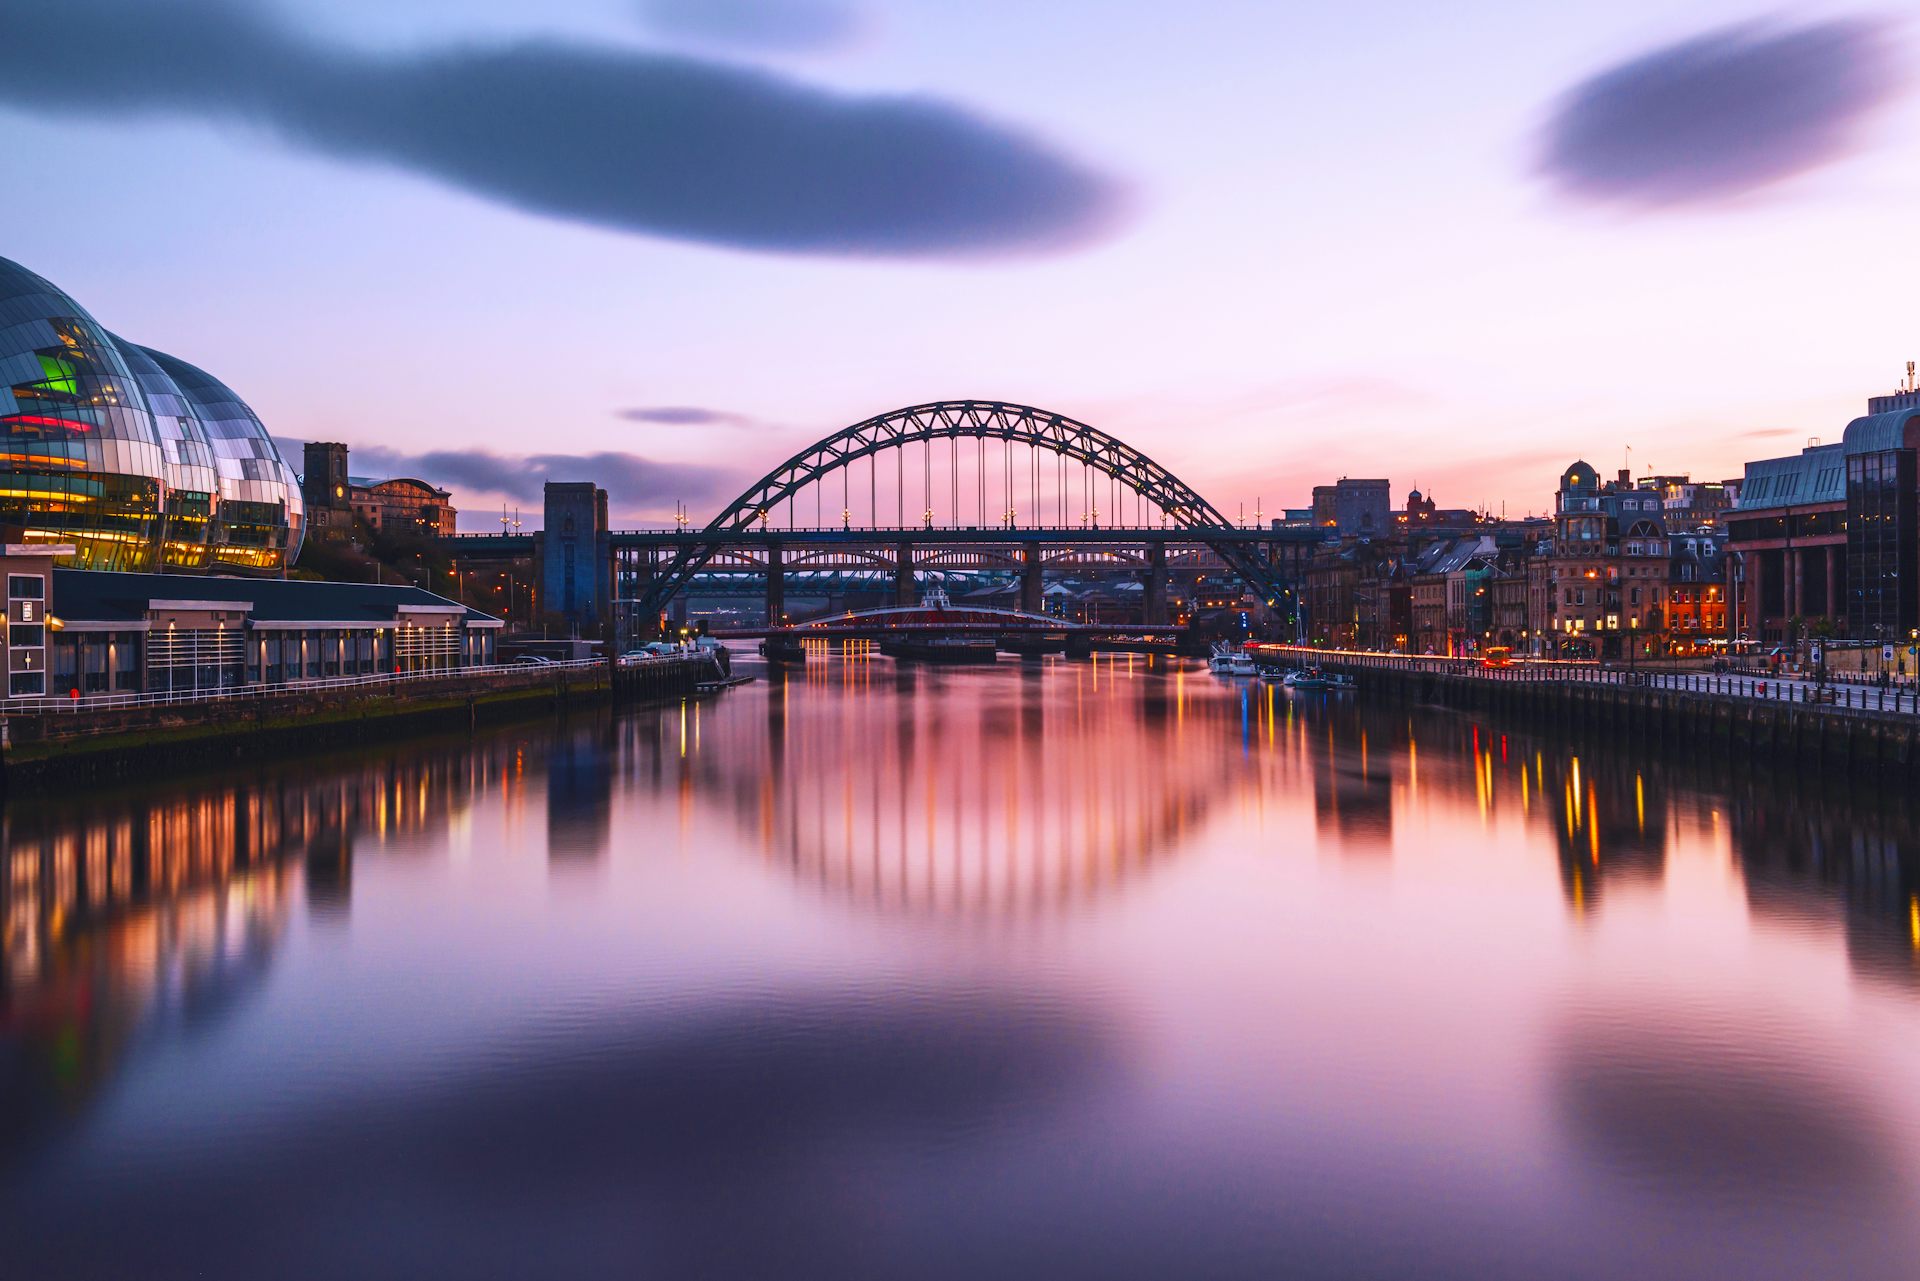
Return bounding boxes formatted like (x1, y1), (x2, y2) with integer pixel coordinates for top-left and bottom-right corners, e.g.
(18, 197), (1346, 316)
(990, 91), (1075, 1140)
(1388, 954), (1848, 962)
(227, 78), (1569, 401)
(1208, 642), (1258, 676)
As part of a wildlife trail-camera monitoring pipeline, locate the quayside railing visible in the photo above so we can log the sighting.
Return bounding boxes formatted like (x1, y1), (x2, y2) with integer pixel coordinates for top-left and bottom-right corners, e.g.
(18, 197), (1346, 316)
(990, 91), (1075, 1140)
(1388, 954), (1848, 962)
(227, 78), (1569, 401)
(1253, 645), (1920, 717)
(7, 657), (618, 715)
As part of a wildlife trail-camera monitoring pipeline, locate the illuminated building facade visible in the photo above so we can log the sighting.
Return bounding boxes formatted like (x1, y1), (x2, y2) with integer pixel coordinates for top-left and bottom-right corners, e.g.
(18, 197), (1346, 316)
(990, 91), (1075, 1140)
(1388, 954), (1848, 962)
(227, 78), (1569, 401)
(302, 441), (458, 541)
(350, 476), (457, 538)
(1, 542), (500, 700)
(143, 348), (304, 572)
(0, 256), (302, 575)
(1724, 384), (1920, 644)
(0, 258), (166, 570)
(113, 337), (220, 569)
(1547, 462), (1674, 658)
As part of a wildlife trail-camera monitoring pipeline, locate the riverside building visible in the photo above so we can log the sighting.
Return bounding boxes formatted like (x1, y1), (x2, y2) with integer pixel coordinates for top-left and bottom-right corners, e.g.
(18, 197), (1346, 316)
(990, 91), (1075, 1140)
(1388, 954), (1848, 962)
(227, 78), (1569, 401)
(2, 543), (500, 700)
(1726, 382), (1920, 644)
(0, 256), (303, 574)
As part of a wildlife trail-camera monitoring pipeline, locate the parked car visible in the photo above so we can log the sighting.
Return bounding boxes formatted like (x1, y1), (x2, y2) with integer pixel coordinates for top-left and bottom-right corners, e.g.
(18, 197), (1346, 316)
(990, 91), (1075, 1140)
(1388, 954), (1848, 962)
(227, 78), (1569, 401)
(513, 655), (554, 666)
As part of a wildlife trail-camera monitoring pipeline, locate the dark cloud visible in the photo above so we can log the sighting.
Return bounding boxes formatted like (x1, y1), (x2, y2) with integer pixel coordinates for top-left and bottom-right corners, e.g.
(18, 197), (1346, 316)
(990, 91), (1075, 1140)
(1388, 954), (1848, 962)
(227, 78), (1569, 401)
(1538, 19), (1904, 206)
(0, 0), (1123, 258)
(639, 0), (862, 53)
(278, 438), (734, 512)
(616, 406), (758, 427)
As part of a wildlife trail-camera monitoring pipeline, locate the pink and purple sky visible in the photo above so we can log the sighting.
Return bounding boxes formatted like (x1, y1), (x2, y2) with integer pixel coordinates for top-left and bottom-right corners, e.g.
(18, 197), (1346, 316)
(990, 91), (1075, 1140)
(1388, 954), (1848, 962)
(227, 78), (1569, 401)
(2, 0), (1915, 526)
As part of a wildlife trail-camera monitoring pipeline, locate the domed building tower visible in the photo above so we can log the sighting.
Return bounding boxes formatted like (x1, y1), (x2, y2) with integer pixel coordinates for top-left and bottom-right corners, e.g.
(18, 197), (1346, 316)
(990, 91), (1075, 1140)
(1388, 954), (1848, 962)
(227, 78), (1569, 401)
(112, 336), (221, 570)
(1559, 460), (1599, 497)
(0, 257), (167, 570)
(141, 347), (304, 572)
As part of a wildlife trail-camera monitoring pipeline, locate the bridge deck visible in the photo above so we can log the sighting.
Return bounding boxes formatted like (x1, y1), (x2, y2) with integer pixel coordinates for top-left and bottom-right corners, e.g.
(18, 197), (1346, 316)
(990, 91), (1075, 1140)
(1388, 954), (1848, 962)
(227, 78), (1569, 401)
(442, 525), (1322, 555)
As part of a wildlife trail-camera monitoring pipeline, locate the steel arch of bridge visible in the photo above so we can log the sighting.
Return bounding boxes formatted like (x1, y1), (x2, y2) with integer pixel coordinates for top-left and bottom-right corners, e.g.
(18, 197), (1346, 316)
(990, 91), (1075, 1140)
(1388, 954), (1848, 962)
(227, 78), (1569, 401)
(635, 401), (1285, 622)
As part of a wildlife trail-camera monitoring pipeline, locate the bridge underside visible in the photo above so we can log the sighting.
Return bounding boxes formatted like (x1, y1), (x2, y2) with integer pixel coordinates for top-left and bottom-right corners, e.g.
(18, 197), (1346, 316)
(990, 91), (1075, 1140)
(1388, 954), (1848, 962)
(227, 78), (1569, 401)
(609, 528), (1312, 632)
(441, 527), (1313, 635)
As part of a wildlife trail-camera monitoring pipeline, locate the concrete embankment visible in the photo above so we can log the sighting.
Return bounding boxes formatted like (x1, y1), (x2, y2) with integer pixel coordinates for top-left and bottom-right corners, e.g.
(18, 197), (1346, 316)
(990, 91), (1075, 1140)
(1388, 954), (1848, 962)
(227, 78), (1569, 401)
(4, 656), (719, 789)
(1323, 659), (1920, 778)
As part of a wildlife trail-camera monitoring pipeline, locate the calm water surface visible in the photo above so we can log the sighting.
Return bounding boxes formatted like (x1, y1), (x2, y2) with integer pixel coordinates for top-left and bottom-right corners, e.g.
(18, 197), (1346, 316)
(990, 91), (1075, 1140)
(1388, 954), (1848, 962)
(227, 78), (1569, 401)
(6, 654), (1920, 1279)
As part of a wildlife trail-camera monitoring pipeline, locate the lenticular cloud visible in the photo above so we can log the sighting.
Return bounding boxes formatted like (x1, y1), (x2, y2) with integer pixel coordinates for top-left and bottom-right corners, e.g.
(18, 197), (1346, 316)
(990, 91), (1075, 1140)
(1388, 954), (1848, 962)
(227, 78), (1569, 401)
(1538, 18), (1904, 206)
(0, 0), (1124, 258)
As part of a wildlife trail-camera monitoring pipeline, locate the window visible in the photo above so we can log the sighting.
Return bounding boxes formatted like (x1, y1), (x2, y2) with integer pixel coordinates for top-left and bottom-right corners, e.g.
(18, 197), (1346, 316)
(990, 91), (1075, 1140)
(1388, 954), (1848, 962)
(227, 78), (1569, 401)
(10, 672), (45, 697)
(7, 574), (44, 600)
(83, 638), (108, 693)
(9, 623), (45, 648)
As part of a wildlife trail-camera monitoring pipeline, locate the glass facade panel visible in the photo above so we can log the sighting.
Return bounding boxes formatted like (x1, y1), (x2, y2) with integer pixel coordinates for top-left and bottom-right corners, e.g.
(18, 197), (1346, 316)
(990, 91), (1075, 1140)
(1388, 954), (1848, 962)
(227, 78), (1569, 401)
(1845, 449), (1917, 640)
(0, 256), (304, 575)
(142, 347), (304, 573)
(0, 259), (164, 570)
(113, 337), (220, 570)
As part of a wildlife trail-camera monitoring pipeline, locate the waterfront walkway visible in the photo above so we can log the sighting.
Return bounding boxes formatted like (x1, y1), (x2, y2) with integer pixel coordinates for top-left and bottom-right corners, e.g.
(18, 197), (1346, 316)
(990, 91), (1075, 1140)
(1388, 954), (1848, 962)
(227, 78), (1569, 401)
(1254, 646), (1920, 717)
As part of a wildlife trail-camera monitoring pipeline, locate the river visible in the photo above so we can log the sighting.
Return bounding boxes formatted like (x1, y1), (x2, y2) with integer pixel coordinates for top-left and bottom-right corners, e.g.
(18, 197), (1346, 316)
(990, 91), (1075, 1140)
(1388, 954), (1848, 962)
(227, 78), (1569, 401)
(5, 653), (1920, 1279)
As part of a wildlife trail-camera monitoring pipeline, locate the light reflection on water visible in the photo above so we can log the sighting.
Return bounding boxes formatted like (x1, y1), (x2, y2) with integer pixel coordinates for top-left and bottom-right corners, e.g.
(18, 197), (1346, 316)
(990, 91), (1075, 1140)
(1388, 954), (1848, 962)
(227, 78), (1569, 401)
(4, 652), (1920, 1279)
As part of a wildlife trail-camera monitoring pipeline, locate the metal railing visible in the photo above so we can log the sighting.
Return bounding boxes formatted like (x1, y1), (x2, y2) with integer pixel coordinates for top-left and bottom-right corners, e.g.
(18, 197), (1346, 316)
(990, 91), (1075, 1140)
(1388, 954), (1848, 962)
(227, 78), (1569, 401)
(8, 658), (610, 715)
(1252, 645), (1920, 716)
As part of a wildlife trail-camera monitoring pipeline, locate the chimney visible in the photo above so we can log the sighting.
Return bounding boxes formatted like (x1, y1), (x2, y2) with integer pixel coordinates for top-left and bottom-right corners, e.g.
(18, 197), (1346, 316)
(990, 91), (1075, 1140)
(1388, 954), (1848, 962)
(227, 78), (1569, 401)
(1616, 468), (1631, 487)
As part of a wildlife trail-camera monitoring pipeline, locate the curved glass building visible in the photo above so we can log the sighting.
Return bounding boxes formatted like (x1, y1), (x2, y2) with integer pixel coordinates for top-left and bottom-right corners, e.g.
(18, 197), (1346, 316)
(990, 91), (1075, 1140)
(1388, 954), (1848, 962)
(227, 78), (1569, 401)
(143, 348), (303, 572)
(0, 255), (303, 574)
(112, 336), (221, 570)
(0, 258), (167, 570)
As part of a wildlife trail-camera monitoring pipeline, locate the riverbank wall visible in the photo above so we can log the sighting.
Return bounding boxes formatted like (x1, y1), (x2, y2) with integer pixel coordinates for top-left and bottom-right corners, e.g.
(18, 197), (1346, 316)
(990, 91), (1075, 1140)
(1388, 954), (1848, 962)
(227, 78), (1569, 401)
(4, 656), (718, 789)
(1326, 659), (1920, 777)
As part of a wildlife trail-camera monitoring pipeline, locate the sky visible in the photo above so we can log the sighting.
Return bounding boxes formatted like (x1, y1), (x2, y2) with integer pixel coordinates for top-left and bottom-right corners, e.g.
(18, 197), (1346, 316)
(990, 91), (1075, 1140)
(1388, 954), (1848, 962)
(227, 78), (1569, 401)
(2, 0), (1916, 527)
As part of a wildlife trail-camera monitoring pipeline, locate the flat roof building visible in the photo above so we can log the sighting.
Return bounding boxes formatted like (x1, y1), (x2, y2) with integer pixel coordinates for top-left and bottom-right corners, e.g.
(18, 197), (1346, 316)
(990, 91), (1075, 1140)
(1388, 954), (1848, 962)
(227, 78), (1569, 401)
(1727, 383), (1920, 643)
(2, 544), (500, 701)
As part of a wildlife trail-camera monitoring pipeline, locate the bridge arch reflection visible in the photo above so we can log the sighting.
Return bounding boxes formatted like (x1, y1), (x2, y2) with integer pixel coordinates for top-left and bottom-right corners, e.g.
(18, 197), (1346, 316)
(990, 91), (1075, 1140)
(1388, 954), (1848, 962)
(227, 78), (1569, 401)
(618, 655), (1238, 914)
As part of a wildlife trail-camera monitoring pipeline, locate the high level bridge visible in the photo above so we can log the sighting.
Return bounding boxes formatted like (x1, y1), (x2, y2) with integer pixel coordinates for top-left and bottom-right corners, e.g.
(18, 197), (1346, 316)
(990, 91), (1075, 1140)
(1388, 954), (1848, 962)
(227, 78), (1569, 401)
(442, 402), (1317, 636)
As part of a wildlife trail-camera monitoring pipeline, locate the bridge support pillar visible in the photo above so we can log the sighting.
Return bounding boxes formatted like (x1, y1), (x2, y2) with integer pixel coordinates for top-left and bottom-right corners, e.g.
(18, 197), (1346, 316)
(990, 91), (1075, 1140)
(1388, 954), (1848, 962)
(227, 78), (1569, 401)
(1021, 543), (1043, 614)
(1144, 542), (1169, 625)
(895, 543), (916, 605)
(766, 542), (784, 627)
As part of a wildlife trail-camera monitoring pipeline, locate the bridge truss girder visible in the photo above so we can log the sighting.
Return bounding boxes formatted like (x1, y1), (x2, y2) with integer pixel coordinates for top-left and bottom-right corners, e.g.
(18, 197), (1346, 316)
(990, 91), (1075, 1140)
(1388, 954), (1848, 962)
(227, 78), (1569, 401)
(632, 401), (1289, 628)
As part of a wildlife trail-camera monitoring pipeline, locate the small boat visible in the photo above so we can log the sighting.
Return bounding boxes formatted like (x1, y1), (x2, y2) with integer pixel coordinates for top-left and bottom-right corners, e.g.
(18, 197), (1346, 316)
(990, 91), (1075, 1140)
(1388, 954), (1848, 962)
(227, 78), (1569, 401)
(1283, 667), (1356, 691)
(1208, 642), (1258, 677)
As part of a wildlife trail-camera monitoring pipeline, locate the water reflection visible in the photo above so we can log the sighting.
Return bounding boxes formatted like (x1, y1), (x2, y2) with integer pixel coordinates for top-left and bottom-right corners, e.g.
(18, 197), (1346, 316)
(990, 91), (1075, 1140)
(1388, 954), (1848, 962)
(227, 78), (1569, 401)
(5, 657), (1920, 1279)
(1, 726), (607, 1166)
(673, 657), (1223, 912)
(546, 723), (615, 864)
(1553, 1003), (1902, 1206)
(4, 982), (1119, 1281)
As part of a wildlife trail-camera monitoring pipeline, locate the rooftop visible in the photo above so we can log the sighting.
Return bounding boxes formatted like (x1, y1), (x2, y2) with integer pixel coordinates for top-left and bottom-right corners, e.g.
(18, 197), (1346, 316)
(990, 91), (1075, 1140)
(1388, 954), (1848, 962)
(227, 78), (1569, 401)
(1735, 406), (1920, 511)
(51, 570), (499, 626)
(1736, 443), (1845, 509)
